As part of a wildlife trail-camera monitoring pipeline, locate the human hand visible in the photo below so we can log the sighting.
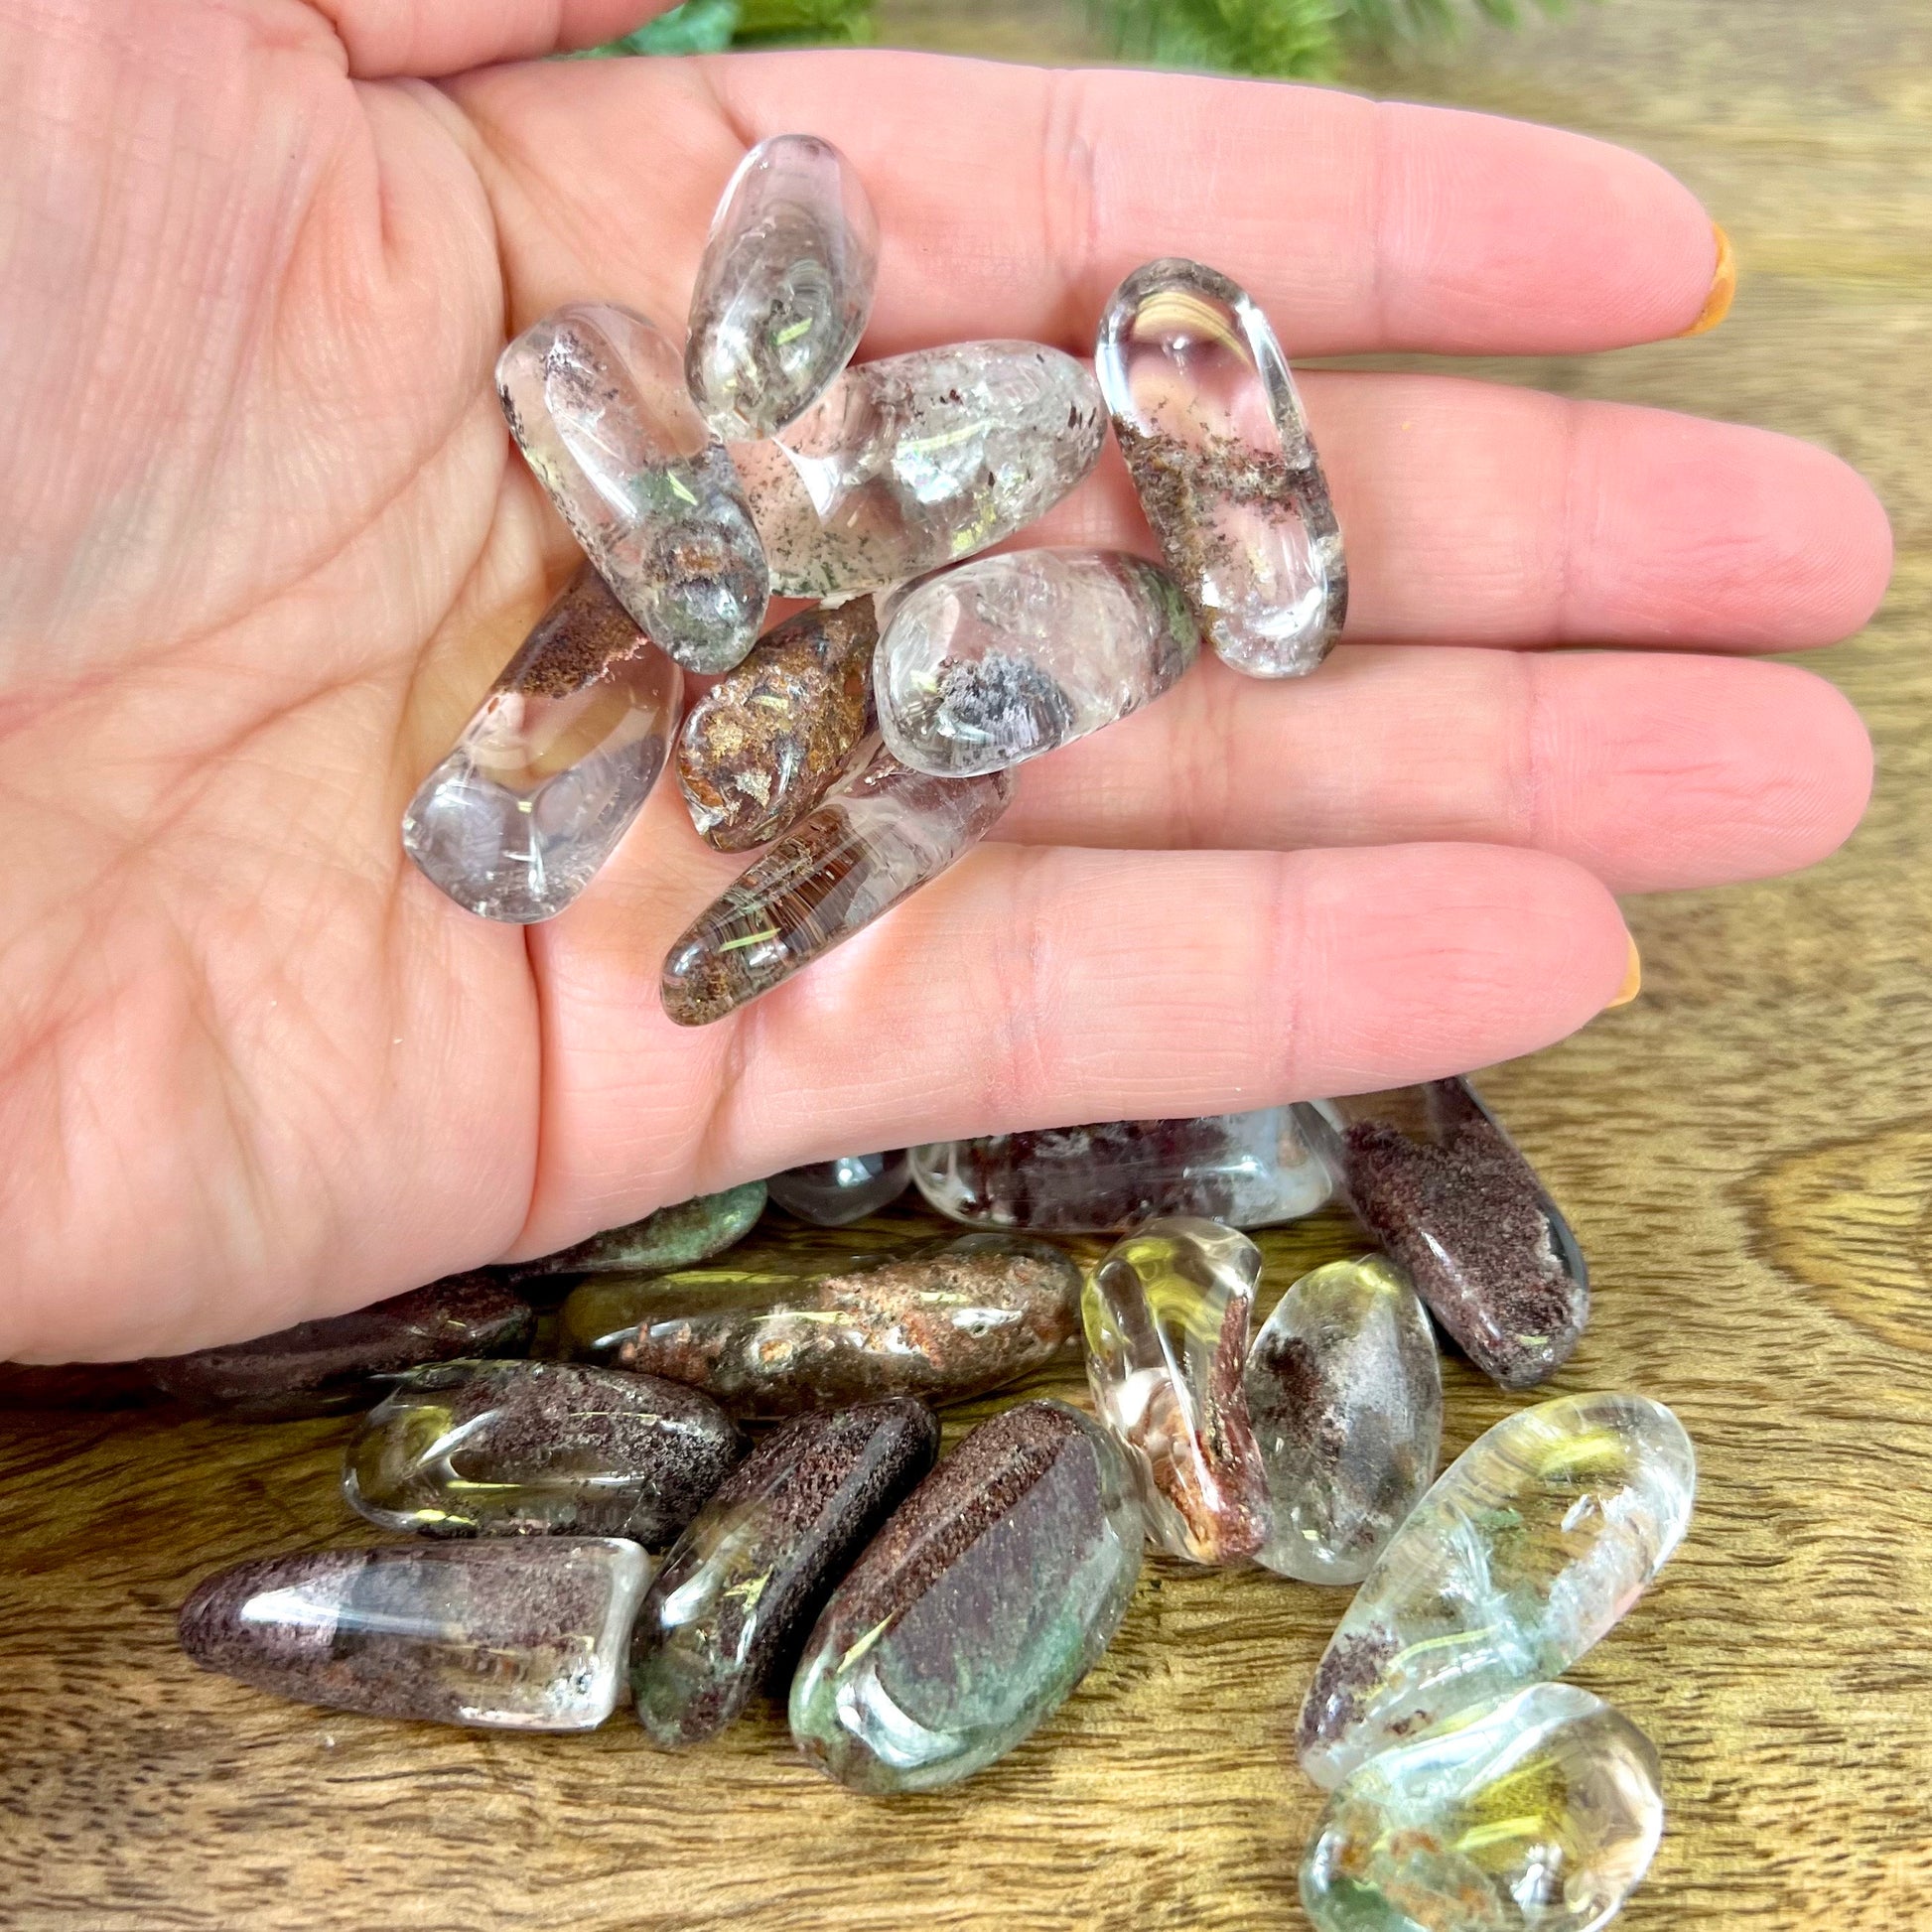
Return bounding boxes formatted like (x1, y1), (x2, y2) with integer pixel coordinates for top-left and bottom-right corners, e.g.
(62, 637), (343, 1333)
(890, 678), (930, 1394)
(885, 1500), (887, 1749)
(0, 0), (1888, 1360)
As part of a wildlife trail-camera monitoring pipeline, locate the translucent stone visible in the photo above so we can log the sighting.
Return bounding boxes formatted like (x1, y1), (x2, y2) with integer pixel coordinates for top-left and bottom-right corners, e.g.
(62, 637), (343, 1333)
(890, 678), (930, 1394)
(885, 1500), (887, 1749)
(1297, 1391), (1697, 1790)
(1096, 258), (1345, 678)
(178, 1540), (650, 1730)
(660, 749), (1014, 1026)
(561, 1233), (1082, 1419)
(502, 1183), (767, 1282)
(343, 1360), (741, 1543)
(686, 134), (879, 441)
(630, 1399), (937, 1747)
(910, 1107), (1333, 1234)
(730, 343), (1106, 598)
(1302, 1683), (1665, 1932)
(765, 1150), (911, 1226)
(675, 598), (878, 852)
(789, 1399), (1143, 1793)
(1083, 1216), (1270, 1565)
(1246, 1255), (1443, 1586)
(496, 303), (768, 671)
(403, 566), (682, 921)
(1300, 1079), (1589, 1389)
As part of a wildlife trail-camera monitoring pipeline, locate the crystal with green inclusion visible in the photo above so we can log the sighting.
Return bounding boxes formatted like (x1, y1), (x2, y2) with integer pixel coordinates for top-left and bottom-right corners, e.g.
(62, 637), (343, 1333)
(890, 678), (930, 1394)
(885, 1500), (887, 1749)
(504, 1183), (767, 1280)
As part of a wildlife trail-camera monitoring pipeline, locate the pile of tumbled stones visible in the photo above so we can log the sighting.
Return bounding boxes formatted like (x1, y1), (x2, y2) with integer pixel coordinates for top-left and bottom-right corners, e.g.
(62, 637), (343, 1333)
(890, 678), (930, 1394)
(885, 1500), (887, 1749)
(161, 138), (1698, 1931)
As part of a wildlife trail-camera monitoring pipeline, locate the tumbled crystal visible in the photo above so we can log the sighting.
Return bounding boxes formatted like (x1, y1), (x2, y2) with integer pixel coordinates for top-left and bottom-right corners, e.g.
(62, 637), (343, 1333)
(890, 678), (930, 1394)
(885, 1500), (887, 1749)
(403, 565), (681, 921)
(675, 598), (877, 852)
(502, 1182), (767, 1282)
(146, 1275), (535, 1421)
(179, 1539), (649, 1730)
(765, 1149), (911, 1226)
(344, 1360), (740, 1542)
(661, 749), (1014, 1026)
(630, 1398), (937, 1747)
(1302, 1684), (1665, 1932)
(1298, 1391), (1697, 1789)
(561, 1233), (1082, 1418)
(496, 302), (768, 671)
(910, 1108), (1333, 1233)
(789, 1398), (1143, 1792)
(1246, 1255), (1442, 1586)
(730, 343), (1105, 598)
(1084, 1216), (1270, 1565)
(1097, 258), (1345, 677)
(1301, 1079), (1589, 1389)
(686, 134), (879, 441)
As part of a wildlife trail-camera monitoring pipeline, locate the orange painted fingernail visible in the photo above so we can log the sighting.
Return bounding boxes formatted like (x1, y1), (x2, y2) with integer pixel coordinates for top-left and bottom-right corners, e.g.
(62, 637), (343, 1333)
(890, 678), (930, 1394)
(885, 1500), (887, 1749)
(1606, 936), (1643, 1008)
(1680, 223), (1736, 337)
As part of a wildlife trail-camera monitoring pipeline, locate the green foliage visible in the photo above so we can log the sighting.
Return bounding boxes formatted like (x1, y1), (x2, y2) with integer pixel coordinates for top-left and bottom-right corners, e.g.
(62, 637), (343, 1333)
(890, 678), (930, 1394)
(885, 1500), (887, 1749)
(580, 0), (873, 58)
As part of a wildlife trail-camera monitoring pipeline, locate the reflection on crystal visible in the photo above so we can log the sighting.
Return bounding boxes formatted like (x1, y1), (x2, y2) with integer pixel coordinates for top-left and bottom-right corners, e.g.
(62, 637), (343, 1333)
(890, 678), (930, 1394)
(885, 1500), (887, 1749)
(765, 1150), (911, 1226)
(502, 1183), (768, 1281)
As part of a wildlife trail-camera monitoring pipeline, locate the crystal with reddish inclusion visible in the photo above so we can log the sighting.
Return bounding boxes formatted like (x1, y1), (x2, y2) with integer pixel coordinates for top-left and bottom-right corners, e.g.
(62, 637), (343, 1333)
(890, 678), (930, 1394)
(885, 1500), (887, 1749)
(661, 750), (1014, 1026)
(789, 1399), (1143, 1793)
(179, 1540), (649, 1730)
(560, 1233), (1082, 1418)
(675, 598), (878, 852)
(1083, 1216), (1270, 1565)
(1097, 258), (1345, 678)
(909, 1108), (1333, 1234)
(496, 303), (768, 672)
(1245, 1255), (1442, 1586)
(1302, 1683), (1665, 1932)
(730, 343), (1106, 598)
(1298, 1392), (1697, 1790)
(765, 1150), (911, 1226)
(343, 1360), (741, 1543)
(402, 566), (682, 922)
(1301, 1079), (1589, 1389)
(876, 549), (1198, 777)
(630, 1399), (937, 1747)
(502, 1183), (768, 1282)
(686, 134), (879, 442)
(145, 1276), (535, 1421)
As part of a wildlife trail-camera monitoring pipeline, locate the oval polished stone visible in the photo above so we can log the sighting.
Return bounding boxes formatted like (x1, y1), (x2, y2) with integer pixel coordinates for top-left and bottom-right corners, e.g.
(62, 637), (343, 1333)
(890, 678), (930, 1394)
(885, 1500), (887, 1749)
(502, 1183), (768, 1283)
(630, 1398), (938, 1747)
(344, 1360), (741, 1542)
(1298, 1392), (1697, 1790)
(1302, 1684), (1665, 1932)
(789, 1398), (1144, 1792)
(765, 1150), (911, 1226)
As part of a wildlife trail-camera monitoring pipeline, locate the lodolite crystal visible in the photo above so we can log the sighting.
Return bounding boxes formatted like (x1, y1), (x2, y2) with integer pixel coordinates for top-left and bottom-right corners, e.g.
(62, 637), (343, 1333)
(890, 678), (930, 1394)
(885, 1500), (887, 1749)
(500, 1183), (768, 1282)
(402, 565), (681, 922)
(765, 1150), (911, 1226)
(1297, 1391), (1697, 1790)
(1097, 258), (1345, 678)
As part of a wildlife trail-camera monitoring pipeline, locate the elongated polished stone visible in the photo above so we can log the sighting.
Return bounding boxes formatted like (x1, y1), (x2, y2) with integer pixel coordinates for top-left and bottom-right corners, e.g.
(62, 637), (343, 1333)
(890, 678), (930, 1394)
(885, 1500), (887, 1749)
(1246, 1255), (1442, 1586)
(146, 1276), (535, 1421)
(661, 750), (1014, 1026)
(1302, 1080), (1589, 1389)
(344, 1361), (740, 1542)
(1097, 258), (1345, 678)
(687, 134), (879, 441)
(730, 343), (1106, 598)
(630, 1398), (937, 1747)
(1302, 1683), (1665, 1932)
(562, 1233), (1082, 1418)
(179, 1540), (648, 1730)
(876, 550), (1198, 776)
(675, 599), (878, 851)
(790, 1399), (1143, 1792)
(910, 1108), (1332, 1234)
(1298, 1392), (1697, 1790)
(502, 1183), (768, 1283)
(496, 302), (768, 672)
(403, 566), (681, 922)
(1084, 1217), (1270, 1565)
(765, 1149), (911, 1226)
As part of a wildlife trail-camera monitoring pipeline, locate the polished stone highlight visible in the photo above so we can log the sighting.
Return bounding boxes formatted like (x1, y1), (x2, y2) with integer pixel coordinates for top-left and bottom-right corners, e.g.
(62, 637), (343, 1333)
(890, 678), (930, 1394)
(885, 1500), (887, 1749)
(1302, 1684), (1665, 1932)
(686, 134), (879, 441)
(630, 1399), (937, 1747)
(789, 1399), (1143, 1792)
(1298, 1392), (1697, 1790)
(496, 302), (768, 671)
(1084, 1216), (1270, 1565)
(1245, 1255), (1442, 1586)
(179, 1539), (649, 1730)
(502, 1183), (768, 1282)
(765, 1149), (911, 1226)
(1097, 258), (1345, 677)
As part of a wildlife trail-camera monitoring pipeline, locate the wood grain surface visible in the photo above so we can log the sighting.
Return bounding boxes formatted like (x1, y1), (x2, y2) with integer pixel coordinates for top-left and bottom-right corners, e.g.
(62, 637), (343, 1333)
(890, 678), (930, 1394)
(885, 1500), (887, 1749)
(4, 0), (1929, 1925)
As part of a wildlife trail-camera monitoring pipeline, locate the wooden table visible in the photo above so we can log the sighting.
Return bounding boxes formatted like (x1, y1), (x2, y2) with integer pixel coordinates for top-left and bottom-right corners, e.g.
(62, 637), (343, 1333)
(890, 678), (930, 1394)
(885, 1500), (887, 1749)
(4, 1), (1928, 1925)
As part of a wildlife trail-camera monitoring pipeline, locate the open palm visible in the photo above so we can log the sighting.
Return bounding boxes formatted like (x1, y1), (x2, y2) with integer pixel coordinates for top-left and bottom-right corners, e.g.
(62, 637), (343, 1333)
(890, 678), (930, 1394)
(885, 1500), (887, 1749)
(0, 0), (1888, 1362)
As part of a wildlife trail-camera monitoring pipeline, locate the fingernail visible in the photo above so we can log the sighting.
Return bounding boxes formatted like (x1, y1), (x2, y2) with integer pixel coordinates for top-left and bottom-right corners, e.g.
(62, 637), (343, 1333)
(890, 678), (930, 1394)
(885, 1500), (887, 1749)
(1679, 223), (1736, 337)
(1606, 935), (1642, 1008)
